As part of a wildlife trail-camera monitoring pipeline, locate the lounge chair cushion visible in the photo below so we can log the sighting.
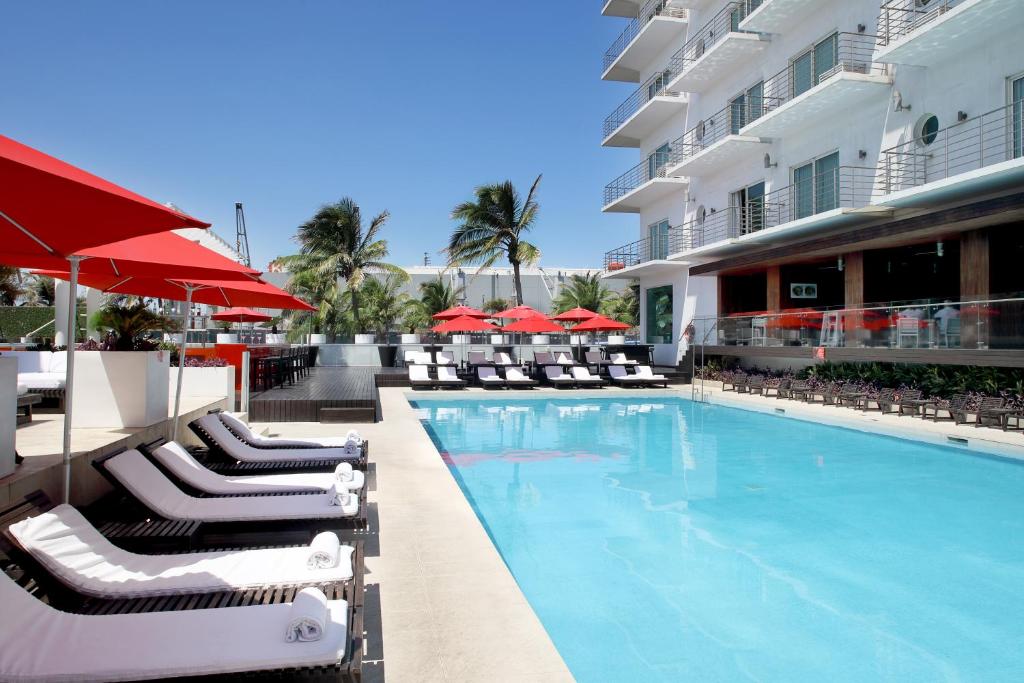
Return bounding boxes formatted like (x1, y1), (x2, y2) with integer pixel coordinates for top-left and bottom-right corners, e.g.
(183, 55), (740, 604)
(570, 367), (602, 382)
(17, 383), (28, 396)
(635, 366), (666, 380)
(408, 365), (431, 382)
(16, 372), (65, 390)
(436, 366), (463, 382)
(477, 367), (503, 383)
(543, 367), (572, 382)
(195, 415), (359, 463)
(7, 505), (355, 599)
(104, 449), (360, 522)
(151, 442), (363, 495)
(505, 368), (535, 383)
(218, 412), (353, 449)
(0, 570), (350, 682)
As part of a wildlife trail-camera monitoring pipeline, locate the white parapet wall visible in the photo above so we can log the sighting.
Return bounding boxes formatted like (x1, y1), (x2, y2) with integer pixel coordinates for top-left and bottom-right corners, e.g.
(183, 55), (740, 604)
(0, 357), (16, 478)
(169, 366), (236, 411)
(71, 351), (170, 429)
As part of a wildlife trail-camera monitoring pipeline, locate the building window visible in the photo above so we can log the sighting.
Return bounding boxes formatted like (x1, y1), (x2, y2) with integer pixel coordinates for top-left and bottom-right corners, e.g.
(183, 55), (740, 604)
(646, 285), (673, 344)
(648, 220), (670, 260)
(915, 114), (940, 146)
(647, 143), (671, 180)
(730, 181), (766, 235)
(792, 33), (839, 99)
(1011, 76), (1024, 158)
(792, 151), (839, 220)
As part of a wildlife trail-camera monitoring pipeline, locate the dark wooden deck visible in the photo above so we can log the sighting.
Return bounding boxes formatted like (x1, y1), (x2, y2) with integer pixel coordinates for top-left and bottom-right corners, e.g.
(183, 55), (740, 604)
(248, 367), (405, 423)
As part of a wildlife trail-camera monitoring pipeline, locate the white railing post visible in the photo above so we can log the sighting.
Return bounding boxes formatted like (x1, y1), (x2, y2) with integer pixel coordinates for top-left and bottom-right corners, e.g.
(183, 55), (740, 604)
(240, 351), (250, 416)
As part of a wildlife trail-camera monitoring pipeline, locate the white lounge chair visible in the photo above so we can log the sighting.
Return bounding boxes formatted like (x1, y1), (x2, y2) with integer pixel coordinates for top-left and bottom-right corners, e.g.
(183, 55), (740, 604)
(608, 365), (647, 386)
(635, 365), (668, 387)
(435, 351), (456, 365)
(555, 352), (576, 366)
(95, 449), (362, 526)
(544, 366), (575, 388)
(467, 350), (491, 366)
(534, 351), (556, 366)
(610, 352), (639, 366)
(408, 363), (435, 389)
(435, 365), (467, 388)
(570, 366), (606, 387)
(0, 569), (355, 682)
(218, 412), (361, 450)
(6, 504), (358, 599)
(191, 415), (363, 466)
(504, 366), (538, 388)
(148, 441), (364, 496)
(493, 351), (517, 366)
(476, 366), (506, 389)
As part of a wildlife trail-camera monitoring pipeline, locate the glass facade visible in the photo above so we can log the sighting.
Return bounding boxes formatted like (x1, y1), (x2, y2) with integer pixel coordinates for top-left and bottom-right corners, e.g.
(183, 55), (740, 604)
(646, 285), (673, 344)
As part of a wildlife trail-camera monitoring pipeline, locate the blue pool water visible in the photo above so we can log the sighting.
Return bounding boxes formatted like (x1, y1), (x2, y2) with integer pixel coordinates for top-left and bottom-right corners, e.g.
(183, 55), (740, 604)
(414, 397), (1024, 682)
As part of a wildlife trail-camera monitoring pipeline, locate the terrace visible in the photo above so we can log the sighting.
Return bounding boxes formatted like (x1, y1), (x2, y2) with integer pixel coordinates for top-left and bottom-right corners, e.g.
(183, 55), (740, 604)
(602, 70), (688, 147)
(602, 156), (688, 213)
(602, 0), (689, 82)
(662, 101), (769, 177)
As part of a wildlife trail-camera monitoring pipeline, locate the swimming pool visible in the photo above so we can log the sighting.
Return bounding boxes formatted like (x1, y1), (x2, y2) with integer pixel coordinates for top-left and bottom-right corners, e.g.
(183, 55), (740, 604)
(415, 396), (1024, 682)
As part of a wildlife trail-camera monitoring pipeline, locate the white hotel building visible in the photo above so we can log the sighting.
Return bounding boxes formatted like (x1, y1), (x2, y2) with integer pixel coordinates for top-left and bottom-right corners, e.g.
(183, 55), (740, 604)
(599, 0), (1024, 369)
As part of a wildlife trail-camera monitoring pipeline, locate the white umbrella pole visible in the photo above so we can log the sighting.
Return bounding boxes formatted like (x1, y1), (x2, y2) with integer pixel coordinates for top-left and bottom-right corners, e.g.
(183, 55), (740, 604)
(60, 256), (82, 504)
(171, 286), (195, 443)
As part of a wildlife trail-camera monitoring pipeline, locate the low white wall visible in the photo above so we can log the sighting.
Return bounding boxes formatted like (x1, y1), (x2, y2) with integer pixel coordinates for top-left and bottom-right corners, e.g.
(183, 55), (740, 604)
(169, 366), (236, 411)
(0, 358), (16, 478)
(71, 351), (170, 429)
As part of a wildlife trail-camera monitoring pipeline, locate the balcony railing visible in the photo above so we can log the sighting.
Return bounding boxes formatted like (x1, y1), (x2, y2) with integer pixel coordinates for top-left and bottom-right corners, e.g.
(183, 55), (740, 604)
(603, 155), (673, 206)
(604, 0), (688, 71)
(683, 166), (880, 249)
(880, 100), (1024, 194)
(878, 0), (964, 47)
(757, 33), (886, 116)
(604, 227), (688, 270)
(603, 70), (684, 139)
(694, 295), (1024, 350)
(667, 1), (754, 76)
(668, 101), (750, 167)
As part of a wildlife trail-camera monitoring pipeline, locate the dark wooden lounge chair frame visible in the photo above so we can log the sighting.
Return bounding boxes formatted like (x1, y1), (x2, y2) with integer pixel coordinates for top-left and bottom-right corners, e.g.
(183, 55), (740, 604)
(92, 448), (369, 550)
(211, 410), (370, 458)
(974, 396), (1013, 428)
(721, 373), (746, 392)
(922, 394), (970, 424)
(895, 390), (925, 417)
(189, 417), (367, 476)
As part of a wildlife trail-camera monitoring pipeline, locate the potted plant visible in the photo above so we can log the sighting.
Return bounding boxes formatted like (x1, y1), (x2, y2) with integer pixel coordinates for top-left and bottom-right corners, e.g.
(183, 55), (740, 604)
(74, 297), (176, 428)
(214, 319), (238, 344)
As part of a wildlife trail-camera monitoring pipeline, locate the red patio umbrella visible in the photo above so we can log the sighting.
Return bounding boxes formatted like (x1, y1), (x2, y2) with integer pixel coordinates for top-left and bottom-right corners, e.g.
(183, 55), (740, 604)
(502, 317), (564, 333)
(550, 307), (600, 322)
(570, 315), (632, 332)
(432, 304), (489, 320)
(0, 133), (211, 502)
(492, 304), (543, 320)
(432, 315), (499, 368)
(210, 307), (274, 324)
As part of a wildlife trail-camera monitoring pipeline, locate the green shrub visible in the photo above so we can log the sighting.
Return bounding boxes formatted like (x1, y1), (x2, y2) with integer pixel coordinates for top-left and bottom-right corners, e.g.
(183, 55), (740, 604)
(801, 362), (1024, 399)
(0, 306), (89, 342)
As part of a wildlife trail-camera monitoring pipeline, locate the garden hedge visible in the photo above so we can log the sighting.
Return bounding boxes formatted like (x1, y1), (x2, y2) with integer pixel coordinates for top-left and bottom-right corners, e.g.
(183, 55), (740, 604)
(0, 306), (87, 342)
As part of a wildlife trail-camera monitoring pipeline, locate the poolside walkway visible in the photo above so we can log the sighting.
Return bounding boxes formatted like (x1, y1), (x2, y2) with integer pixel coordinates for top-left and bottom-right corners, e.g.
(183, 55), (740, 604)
(253, 387), (574, 683)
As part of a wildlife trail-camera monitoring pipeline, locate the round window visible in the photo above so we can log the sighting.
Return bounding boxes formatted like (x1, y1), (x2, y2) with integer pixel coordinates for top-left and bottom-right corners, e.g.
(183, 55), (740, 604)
(695, 120), (706, 142)
(915, 114), (939, 146)
(915, 0), (933, 7)
(695, 38), (705, 59)
(696, 205), (706, 226)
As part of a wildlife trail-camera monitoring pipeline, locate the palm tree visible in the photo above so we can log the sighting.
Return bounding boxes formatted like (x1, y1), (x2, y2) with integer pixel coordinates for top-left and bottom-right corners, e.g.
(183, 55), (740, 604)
(0, 266), (24, 306)
(482, 298), (510, 315)
(284, 198), (405, 334)
(448, 175), (542, 306)
(552, 272), (616, 315)
(91, 296), (179, 351)
(417, 277), (462, 317)
(360, 273), (413, 339)
(605, 283), (639, 327)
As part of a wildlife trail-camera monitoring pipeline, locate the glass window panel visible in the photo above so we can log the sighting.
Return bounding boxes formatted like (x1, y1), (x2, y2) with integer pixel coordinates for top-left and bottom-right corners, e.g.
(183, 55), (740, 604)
(793, 162), (814, 219)
(747, 81), (764, 122)
(1013, 77), (1024, 159)
(745, 182), (765, 234)
(729, 94), (746, 133)
(648, 220), (670, 260)
(646, 285), (673, 344)
(814, 33), (839, 85)
(792, 51), (814, 98)
(814, 152), (840, 213)
(647, 143), (670, 180)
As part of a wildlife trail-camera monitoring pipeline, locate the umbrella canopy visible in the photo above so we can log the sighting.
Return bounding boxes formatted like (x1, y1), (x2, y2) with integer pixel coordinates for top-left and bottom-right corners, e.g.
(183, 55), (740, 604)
(37, 271), (315, 311)
(502, 316), (565, 333)
(570, 315), (631, 332)
(550, 307), (600, 322)
(432, 304), (489, 320)
(432, 315), (499, 333)
(210, 307), (274, 323)
(0, 134), (209, 261)
(492, 304), (543, 320)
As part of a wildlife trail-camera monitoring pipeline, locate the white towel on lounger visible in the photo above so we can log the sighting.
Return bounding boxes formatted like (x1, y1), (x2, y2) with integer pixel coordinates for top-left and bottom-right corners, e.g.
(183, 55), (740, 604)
(328, 485), (351, 507)
(345, 430), (363, 445)
(334, 462), (354, 483)
(306, 532), (341, 570)
(285, 587), (328, 642)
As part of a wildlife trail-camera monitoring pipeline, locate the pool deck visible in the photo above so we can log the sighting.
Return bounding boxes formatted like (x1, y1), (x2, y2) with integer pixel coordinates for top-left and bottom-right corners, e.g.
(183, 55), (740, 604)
(252, 383), (1024, 681)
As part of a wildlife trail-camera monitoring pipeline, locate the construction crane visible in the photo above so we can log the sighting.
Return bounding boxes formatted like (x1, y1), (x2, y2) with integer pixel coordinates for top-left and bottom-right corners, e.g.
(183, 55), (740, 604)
(234, 202), (252, 267)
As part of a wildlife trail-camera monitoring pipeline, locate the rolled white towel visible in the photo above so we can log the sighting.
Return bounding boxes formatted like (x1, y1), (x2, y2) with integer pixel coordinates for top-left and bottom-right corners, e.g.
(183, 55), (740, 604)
(341, 441), (360, 457)
(328, 484), (351, 507)
(285, 587), (329, 642)
(307, 531), (341, 570)
(345, 429), (363, 445)
(335, 462), (354, 483)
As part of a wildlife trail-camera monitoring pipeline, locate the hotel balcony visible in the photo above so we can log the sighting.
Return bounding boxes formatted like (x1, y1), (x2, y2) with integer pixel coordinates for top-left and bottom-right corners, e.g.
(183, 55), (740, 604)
(602, 0), (643, 18)
(603, 0), (689, 82)
(603, 72), (688, 147)
(740, 34), (892, 140)
(602, 158), (688, 213)
(663, 103), (769, 177)
(682, 166), (887, 256)
(602, 228), (691, 278)
(878, 100), (1024, 208)
(738, 0), (822, 33)
(875, 0), (1021, 68)
(664, 1), (769, 94)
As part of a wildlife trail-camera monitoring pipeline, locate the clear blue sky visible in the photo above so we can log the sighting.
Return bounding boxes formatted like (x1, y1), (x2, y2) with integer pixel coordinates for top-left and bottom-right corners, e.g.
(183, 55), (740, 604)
(1, 1), (639, 271)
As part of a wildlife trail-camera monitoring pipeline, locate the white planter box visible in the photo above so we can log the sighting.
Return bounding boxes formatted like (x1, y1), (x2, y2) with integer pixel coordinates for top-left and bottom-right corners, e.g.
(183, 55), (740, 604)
(607, 335), (626, 345)
(531, 335), (550, 345)
(489, 334), (507, 345)
(0, 358), (16, 478)
(309, 334), (327, 345)
(451, 335), (470, 344)
(71, 351), (170, 428)
(169, 365), (236, 411)
(569, 334), (590, 345)
(216, 333), (238, 344)
(265, 334), (288, 344)
(354, 334), (376, 344)
(400, 334), (421, 344)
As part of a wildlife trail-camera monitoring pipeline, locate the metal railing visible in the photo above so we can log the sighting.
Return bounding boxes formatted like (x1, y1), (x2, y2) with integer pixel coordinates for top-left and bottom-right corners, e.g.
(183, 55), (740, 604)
(757, 33), (886, 117)
(880, 100), (1024, 194)
(603, 155), (674, 206)
(668, 101), (747, 167)
(604, 0), (688, 71)
(667, 1), (754, 76)
(603, 70), (684, 139)
(694, 294), (1024, 350)
(878, 0), (963, 47)
(604, 226), (688, 270)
